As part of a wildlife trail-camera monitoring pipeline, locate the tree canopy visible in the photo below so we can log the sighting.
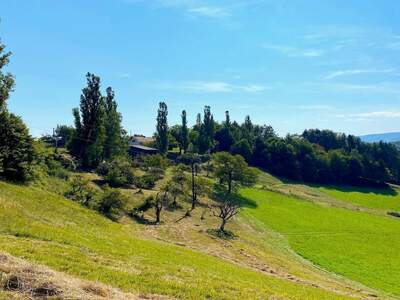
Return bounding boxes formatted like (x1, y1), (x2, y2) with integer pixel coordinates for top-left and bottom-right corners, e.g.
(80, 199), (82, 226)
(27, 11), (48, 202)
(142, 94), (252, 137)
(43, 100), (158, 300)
(0, 37), (36, 181)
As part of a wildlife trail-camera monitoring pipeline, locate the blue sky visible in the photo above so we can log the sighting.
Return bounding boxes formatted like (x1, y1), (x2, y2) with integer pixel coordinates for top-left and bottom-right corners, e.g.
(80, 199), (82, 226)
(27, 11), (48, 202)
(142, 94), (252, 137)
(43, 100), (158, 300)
(2, 0), (400, 137)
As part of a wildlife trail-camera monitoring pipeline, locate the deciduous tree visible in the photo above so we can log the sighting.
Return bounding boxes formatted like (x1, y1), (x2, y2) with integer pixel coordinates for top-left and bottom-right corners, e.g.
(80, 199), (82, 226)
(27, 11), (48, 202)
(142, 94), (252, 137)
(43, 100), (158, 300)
(0, 37), (36, 181)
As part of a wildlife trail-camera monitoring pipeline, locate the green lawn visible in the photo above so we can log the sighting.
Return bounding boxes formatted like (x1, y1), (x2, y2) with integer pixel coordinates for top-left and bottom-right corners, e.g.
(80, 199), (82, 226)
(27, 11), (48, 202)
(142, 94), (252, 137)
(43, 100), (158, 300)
(318, 185), (400, 211)
(0, 181), (349, 300)
(241, 188), (400, 297)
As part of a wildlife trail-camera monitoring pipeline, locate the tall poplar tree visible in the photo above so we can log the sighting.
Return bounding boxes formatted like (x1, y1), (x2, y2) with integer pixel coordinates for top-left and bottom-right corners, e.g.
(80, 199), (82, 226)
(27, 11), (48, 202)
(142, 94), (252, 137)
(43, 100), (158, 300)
(156, 102), (168, 154)
(103, 87), (126, 159)
(70, 73), (106, 168)
(225, 110), (231, 128)
(198, 106), (215, 153)
(181, 110), (189, 153)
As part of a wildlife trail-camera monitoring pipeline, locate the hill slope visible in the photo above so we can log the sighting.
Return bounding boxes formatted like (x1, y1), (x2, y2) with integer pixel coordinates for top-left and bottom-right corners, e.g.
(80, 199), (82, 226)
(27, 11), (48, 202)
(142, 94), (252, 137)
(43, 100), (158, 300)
(241, 188), (400, 297)
(0, 179), (357, 300)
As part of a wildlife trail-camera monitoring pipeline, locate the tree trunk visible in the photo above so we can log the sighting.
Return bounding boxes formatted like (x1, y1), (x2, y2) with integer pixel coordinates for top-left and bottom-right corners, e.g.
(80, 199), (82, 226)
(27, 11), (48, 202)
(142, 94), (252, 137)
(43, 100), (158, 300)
(219, 218), (226, 232)
(191, 163), (196, 209)
(155, 193), (162, 224)
(156, 207), (161, 223)
(173, 196), (177, 207)
(191, 192), (197, 210)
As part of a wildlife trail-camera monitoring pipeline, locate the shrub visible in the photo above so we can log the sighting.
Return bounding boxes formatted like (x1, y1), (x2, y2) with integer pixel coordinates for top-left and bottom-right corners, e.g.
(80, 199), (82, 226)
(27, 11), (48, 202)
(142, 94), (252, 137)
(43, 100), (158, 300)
(97, 187), (127, 221)
(147, 167), (165, 180)
(141, 154), (169, 171)
(96, 156), (135, 187)
(46, 158), (69, 180)
(134, 195), (155, 213)
(65, 175), (97, 207)
(135, 175), (156, 189)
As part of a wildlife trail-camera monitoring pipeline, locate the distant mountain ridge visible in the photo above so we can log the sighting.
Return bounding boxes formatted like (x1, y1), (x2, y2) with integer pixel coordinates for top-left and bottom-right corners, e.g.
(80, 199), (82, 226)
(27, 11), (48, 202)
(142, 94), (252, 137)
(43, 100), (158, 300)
(359, 132), (400, 143)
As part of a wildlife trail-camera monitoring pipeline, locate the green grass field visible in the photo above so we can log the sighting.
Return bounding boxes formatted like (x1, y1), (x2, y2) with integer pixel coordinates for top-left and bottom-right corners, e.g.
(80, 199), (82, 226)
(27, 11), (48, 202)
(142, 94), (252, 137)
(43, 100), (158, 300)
(0, 181), (350, 300)
(318, 185), (400, 211)
(241, 188), (400, 297)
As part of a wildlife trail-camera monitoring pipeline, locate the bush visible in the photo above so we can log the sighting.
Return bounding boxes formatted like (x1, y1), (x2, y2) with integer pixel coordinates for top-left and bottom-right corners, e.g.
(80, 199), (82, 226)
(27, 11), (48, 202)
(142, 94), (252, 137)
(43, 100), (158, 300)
(147, 167), (165, 180)
(65, 175), (97, 207)
(135, 175), (157, 189)
(97, 187), (127, 221)
(96, 156), (135, 187)
(46, 158), (69, 180)
(141, 154), (169, 170)
(134, 195), (155, 213)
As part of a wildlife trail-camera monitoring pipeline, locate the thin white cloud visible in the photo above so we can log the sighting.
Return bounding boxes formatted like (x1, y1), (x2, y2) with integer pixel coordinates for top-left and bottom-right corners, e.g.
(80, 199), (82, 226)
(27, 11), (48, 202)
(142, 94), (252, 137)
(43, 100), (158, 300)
(324, 69), (395, 80)
(125, 0), (231, 19)
(337, 110), (400, 120)
(303, 82), (400, 94)
(261, 44), (323, 57)
(298, 104), (337, 111)
(117, 72), (132, 79)
(187, 6), (230, 18)
(155, 80), (268, 93)
(240, 84), (267, 92)
(182, 81), (232, 92)
(387, 41), (400, 50)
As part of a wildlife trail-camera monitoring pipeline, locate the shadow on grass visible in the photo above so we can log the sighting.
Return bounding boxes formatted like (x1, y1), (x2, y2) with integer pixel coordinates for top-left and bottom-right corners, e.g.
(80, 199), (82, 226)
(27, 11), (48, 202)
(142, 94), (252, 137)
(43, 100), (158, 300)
(130, 213), (158, 225)
(237, 194), (258, 209)
(206, 229), (237, 240)
(314, 184), (398, 197)
(255, 167), (399, 197)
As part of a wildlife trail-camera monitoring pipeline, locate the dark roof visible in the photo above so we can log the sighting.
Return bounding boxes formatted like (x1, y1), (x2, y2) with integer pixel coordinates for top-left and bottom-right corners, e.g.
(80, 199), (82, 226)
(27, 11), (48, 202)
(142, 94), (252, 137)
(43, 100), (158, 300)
(129, 144), (158, 151)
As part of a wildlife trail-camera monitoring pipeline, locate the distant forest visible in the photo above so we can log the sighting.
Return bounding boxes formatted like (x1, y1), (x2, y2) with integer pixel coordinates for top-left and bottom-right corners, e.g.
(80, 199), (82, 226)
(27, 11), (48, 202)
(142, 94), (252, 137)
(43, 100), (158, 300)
(152, 107), (400, 187)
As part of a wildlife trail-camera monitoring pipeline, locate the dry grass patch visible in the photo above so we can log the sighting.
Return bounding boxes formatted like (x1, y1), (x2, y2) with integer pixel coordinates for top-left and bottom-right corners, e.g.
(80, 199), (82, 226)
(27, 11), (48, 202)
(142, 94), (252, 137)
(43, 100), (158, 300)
(0, 252), (141, 299)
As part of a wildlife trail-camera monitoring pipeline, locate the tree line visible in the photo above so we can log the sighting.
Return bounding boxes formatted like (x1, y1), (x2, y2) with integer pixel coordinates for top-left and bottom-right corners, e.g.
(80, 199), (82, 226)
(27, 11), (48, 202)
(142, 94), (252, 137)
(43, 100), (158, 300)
(155, 103), (400, 187)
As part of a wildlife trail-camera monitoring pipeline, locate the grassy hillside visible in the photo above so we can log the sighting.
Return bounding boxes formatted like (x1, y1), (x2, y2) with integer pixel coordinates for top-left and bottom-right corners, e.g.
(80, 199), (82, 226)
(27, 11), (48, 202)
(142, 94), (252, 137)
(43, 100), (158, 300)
(241, 187), (400, 297)
(0, 179), (354, 300)
(318, 186), (400, 211)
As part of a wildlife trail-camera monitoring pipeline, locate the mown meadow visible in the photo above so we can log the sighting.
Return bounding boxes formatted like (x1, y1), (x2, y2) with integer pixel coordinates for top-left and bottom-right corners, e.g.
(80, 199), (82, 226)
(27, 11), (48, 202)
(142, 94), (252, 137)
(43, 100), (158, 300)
(241, 187), (400, 297)
(0, 180), (353, 300)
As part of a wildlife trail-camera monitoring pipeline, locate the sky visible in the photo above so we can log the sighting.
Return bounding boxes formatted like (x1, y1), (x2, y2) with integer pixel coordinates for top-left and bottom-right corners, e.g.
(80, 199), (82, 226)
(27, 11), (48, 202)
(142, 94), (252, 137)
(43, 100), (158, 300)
(1, 0), (400, 137)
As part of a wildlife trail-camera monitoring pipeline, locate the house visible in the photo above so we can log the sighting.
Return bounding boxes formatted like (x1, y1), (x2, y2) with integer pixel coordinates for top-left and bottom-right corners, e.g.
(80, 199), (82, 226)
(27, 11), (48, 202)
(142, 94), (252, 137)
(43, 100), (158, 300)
(128, 134), (158, 156)
(129, 134), (155, 146)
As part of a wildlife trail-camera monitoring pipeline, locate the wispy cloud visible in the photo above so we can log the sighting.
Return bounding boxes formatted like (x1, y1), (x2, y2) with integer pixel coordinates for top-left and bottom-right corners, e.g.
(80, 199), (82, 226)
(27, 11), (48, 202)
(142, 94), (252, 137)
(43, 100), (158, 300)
(187, 6), (230, 18)
(125, 0), (232, 19)
(155, 80), (268, 93)
(387, 41), (400, 50)
(298, 104), (337, 112)
(117, 72), (132, 79)
(337, 110), (400, 120)
(324, 68), (395, 80)
(261, 44), (323, 57)
(303, 82), (400, 94)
